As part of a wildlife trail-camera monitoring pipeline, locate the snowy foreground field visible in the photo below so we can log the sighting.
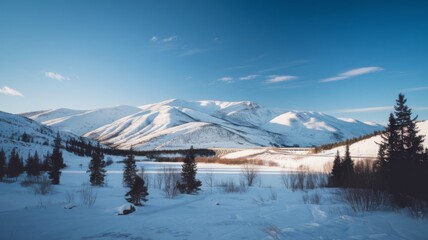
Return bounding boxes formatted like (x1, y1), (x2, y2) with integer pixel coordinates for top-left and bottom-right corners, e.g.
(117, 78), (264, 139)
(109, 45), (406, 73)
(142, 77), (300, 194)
(1, 156), (427, 240)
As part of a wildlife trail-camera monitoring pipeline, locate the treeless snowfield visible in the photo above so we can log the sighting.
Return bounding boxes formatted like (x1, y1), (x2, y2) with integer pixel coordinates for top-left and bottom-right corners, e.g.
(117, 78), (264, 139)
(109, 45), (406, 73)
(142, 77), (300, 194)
(1, 155), (427, 240)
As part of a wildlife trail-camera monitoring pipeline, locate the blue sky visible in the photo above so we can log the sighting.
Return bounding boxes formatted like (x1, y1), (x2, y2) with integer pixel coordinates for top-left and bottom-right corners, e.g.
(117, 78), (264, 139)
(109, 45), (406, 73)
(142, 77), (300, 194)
(0, 0), (427, 123)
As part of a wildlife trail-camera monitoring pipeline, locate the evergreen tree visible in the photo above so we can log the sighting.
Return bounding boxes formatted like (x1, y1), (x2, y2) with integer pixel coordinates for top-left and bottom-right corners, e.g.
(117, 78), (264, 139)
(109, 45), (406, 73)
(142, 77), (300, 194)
(125, 176), (149, 206)
(329, 150), (342, 187)
(0, 148), (6, 181)
(178, 146), (201, 194)
(25, 151), (41, 177)
(49, 133), (63, 184)
(88, 143), (106, 186)
(378, 93), (426, 204)
(341, 143), (354, 187)
(7, 148), (21, 180)
(42, 151), (51, 172)
(123, 147), (137, 188)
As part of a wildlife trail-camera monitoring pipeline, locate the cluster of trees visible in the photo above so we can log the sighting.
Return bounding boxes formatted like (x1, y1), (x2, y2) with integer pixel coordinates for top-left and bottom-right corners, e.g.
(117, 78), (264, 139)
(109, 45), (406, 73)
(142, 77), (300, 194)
(377, 94), (428, 204)
(103, 147), (215, 159)
(65, 137), (95, 157)
(121, 146), (202, 207)
(329, 94), (428, 206)
(329, 144), (354, 188)
(0, 133), (65, 184)
(314, 130), (383, 153)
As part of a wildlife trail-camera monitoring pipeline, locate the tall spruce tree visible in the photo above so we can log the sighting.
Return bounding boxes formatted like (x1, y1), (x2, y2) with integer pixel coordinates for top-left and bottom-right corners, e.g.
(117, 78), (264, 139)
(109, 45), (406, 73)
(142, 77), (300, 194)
(0, 148), (6, 181)
(178, 146), (201, 194)
(88, 143), (106, 186)
(378, 93), (426, 204)
(125, 176), (149, 206)
(341, 143), (354, 187)
(123, 147), (137, 188)
(329, 150), (342, 187)
(7, 148), (21, 180)
(49, 133), (63, 184)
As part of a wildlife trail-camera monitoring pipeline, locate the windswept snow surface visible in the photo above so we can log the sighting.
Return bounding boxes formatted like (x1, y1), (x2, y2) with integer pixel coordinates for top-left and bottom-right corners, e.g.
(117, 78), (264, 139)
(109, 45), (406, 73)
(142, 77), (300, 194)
(24, 99), (383, 150)
(0, 157), (427, 240)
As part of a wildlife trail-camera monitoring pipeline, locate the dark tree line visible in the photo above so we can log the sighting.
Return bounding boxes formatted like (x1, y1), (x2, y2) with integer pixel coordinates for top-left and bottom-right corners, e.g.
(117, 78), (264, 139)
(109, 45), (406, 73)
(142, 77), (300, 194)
(314, 130), (383, 153)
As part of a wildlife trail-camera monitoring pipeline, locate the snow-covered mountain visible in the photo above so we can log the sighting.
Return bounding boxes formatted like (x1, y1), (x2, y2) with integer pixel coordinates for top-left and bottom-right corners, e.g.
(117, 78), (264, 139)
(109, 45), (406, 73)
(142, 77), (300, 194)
(0, 111), (91, 157)
(22, 99), (383, 150)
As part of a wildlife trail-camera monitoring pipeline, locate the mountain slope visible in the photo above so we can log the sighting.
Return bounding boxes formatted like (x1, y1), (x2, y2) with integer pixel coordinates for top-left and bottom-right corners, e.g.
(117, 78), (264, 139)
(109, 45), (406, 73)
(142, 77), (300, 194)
(22, 99), (384, 150)
(23, 105), (142, 136)
(0, 111), (89, 157)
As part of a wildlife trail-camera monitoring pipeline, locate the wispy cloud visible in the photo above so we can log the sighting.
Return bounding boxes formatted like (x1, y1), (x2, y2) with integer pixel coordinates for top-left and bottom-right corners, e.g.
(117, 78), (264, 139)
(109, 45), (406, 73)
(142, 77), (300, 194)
(162, 36), (177, 42)
(266, 75), (297, 84)
(45, 71), (69, 81)
(239, 75), (259, 81)
(151, 36), (158, 42)
(0, 86), (23, 97)
(321, 67), (383, 83)
(335, 106), (392, 113)
(403, 86), (428, 93)
(218, 76), (233, 83)
(178, 48), (205, 57)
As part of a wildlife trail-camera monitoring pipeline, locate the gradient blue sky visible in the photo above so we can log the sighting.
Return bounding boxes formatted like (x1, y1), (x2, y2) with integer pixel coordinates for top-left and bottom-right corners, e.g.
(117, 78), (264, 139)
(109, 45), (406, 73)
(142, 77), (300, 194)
(1, 0), (427, 123)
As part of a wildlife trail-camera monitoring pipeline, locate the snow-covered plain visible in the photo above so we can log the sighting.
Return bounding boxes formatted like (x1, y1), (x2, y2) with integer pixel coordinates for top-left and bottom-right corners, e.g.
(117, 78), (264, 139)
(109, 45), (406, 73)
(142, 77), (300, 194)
(1, 156), (427, 240)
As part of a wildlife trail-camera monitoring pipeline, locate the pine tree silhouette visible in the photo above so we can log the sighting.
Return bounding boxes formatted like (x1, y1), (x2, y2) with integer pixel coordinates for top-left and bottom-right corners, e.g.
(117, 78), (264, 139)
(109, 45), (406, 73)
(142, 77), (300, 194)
(178, 146), (202, 194)
(88, 143), (106, 186)
(123, 147), (137, 188)
(125, 176), (148, 206)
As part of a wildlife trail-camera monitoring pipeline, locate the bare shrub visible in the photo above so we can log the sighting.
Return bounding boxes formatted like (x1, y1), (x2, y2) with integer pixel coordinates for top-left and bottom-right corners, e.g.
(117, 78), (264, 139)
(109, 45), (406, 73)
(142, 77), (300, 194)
(79, 184), (97, 207)
(280, 171), (289, 189)
(336, 189), (389, 212)
(204, 169), (214, 194)
(285, 171), (328, 191)
(269, 187), (277, 201)
(64, 191), (75, 204)
(217, 178), (247, 193)
(21, 176), (39, 187)
(32, 176), (53, 195)
(155, 171), (164, 189)
(302, 191), (322, 204)
(162, 167), (180, 198)
(241, 160), (260, 186)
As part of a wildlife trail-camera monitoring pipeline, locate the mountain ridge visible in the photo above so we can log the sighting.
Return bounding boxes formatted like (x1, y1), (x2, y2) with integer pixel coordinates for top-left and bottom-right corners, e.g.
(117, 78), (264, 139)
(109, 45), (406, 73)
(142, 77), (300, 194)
(20, 99), (384, 150)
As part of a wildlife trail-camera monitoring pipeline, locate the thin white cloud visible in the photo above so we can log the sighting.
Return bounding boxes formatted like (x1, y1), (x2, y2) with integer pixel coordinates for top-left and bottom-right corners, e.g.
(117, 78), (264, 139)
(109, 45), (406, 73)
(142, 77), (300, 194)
(403, 86), (428, 93)
(335, 106), (392, 113)
(162, 36), (177, 42)
(321, 67), (383, 83)
(239, 75), (259, 81)
(414, 107), (428, 111)
(218, 76), (233, 83)
(178, 48), (204, 57)
(0, 86), (23, 97)
(266, 75), (297, 83)
(45, 71), (69, 81)
(151, 36), (158, 42)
